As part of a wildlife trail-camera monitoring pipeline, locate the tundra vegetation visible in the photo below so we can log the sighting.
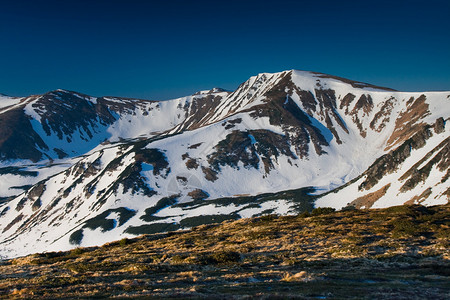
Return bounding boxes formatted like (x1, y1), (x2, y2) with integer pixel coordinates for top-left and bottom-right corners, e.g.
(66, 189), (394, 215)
(0, 204), (449, 299)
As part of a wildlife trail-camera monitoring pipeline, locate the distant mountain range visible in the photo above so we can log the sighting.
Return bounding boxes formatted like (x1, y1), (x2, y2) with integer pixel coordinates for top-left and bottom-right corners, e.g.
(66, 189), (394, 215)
(0, 70), (448, 258)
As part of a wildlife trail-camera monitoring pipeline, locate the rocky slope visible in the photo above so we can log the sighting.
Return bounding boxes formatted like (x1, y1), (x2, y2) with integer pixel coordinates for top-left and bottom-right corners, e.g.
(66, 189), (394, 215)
(0, 70), (448, 258)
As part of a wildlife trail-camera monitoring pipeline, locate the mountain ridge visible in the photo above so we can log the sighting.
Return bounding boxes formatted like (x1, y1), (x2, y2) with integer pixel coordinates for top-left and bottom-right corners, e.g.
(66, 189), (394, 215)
(0, 69), (448, 258)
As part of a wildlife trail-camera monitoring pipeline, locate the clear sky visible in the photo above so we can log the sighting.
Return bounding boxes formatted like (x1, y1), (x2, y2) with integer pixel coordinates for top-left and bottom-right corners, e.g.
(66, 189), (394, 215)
(1, 0), (449, 100)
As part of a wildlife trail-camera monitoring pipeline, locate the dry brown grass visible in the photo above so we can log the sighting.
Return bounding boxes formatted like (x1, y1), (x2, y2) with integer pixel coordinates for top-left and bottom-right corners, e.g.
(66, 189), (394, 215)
(350, 184), (391, 209)
(0, 204), (449, 299)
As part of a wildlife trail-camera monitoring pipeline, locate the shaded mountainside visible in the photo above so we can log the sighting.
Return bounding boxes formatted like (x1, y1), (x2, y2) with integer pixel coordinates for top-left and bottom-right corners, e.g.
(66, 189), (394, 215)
(0, 70), (449, 259)
(0, 89), (231, 162)
(0, 205), (449, 299)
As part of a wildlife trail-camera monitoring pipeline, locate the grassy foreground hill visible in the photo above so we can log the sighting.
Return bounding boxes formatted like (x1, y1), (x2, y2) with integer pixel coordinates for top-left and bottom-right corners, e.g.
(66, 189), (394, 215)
(1, 204), (449, 299)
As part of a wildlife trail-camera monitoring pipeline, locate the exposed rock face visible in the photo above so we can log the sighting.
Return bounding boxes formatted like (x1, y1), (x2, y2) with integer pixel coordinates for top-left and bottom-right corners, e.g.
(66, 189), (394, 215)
(172, 92), (228, 132)
(16, 183), (45, 212)
(30, 90), (117, 140)
(369, 97), (396, 132)
(247, 74), (330, 157)
(206, 129), (296, 177)
(317, 113), (448, 209)
(434, 117), (445, 134)
(385, 95), (430, 150)
(359, 125), (434, 191)
(349, 94), (374, 137)
(187, 189), (209, 201)
(399, 137), (449, 193)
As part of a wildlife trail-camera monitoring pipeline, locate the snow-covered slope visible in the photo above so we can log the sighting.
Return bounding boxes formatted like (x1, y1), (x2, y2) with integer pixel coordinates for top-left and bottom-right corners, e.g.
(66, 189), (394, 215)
(316, 120), (449, 209)
(0, 88), (229, 199)
(1, 88), (230, 162)
(0, 70), (448, 258)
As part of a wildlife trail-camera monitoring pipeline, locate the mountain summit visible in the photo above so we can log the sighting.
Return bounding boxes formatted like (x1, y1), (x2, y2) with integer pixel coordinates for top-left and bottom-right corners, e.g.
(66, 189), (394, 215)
(0, 70), (448, 258)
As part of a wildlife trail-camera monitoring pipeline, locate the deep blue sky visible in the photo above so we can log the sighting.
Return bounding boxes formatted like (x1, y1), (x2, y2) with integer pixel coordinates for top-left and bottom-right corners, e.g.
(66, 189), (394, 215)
(1, 0), (449, 99)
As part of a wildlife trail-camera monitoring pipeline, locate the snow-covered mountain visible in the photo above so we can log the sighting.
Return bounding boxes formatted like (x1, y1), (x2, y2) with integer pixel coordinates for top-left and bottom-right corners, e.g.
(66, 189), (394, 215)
(0, 70), (448, 258)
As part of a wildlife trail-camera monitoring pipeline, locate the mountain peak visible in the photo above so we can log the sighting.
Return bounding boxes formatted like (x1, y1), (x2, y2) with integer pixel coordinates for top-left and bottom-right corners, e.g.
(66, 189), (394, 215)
(193, 87), (230, 96)
(44, 89), (88, 97)
(290, 69), (396, 91)
(0, 92), (19, 99)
